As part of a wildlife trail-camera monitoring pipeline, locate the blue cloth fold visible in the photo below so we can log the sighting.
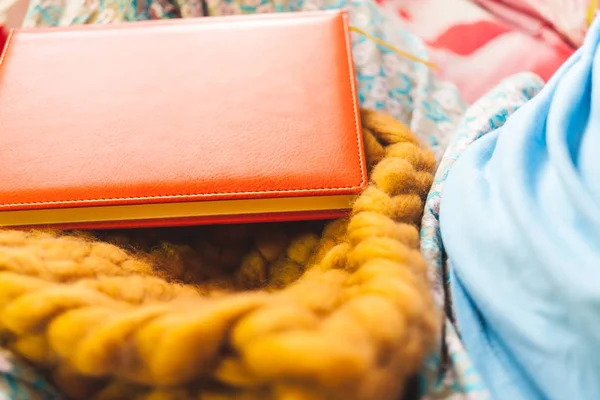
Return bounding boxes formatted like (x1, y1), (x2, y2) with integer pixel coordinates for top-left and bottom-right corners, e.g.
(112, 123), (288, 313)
(439, 16), (600, 400)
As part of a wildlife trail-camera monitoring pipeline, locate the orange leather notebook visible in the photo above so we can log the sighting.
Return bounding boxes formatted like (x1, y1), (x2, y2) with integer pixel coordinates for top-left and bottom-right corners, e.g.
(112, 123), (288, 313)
(0, 10), (366, 229)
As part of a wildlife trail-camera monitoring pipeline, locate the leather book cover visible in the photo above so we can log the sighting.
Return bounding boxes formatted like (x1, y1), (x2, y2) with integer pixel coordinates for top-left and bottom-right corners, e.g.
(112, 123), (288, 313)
(0, 10), (366, 229)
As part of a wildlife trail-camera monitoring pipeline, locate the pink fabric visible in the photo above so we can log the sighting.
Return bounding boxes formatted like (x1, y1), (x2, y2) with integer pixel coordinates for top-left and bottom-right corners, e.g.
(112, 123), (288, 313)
(521, 0), (590, 46)
(474, 0), (588, 46)
(378, 0), (580, 103)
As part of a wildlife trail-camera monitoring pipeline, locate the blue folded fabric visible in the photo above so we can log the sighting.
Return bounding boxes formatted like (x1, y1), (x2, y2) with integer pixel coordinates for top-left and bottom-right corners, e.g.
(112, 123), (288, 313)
(439, 16), (600, 400)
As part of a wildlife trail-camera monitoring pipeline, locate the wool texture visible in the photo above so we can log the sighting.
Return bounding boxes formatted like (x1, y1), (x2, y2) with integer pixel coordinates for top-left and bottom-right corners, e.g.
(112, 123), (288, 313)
(0, 109), (439, 400)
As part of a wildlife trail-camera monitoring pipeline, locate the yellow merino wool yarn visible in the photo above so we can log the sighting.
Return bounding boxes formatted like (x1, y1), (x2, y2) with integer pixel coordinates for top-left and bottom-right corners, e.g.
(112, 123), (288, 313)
(0, 109), (439, 400)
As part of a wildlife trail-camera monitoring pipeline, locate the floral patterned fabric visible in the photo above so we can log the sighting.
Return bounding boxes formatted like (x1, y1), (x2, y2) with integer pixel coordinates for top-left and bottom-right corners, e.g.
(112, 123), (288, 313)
(420, 71), (545, 400)
(0, 350), (62, 400)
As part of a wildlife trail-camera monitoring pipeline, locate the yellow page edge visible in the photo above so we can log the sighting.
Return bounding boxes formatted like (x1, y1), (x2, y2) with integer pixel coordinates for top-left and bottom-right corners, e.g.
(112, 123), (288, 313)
(0, 195), (356, 227)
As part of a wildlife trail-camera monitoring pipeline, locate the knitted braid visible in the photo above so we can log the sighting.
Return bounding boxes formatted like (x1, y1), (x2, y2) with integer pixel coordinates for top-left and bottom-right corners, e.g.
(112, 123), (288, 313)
(0, 109), (439, 400)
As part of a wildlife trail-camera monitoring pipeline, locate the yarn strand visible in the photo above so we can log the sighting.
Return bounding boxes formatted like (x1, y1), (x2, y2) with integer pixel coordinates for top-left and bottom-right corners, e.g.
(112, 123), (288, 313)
(349, 26), (438, 70)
